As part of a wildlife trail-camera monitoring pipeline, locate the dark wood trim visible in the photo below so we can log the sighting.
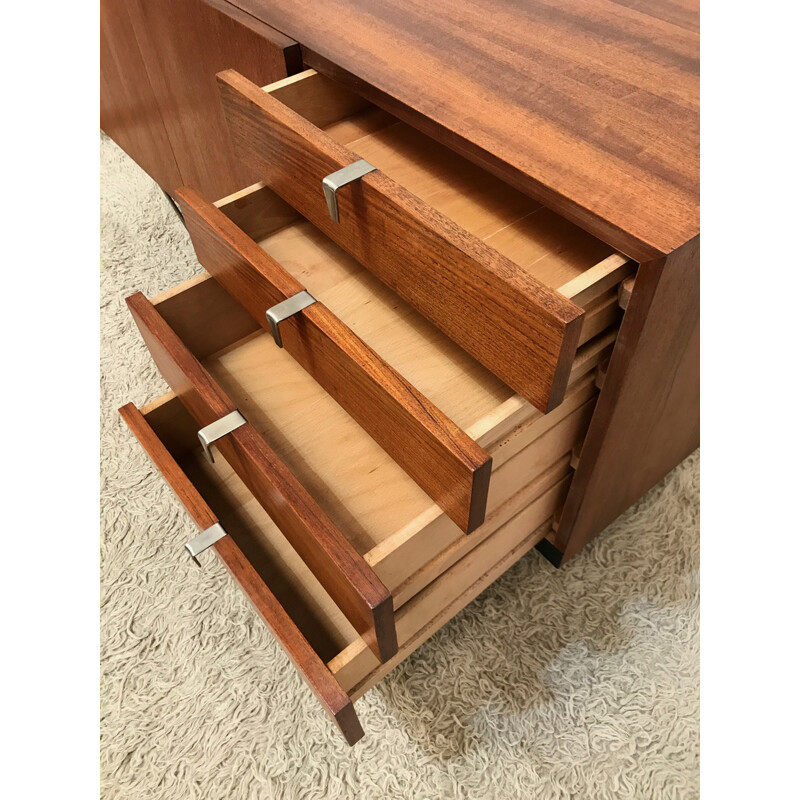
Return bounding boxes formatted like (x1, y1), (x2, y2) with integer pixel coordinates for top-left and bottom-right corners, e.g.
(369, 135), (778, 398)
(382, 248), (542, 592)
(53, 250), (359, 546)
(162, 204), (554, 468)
(125, 292), (397, 662)
(177, 187), (492, 534)
(217, 69), (585, 414)
(553, 236), (699, 561)
(118, 403), (364, 745)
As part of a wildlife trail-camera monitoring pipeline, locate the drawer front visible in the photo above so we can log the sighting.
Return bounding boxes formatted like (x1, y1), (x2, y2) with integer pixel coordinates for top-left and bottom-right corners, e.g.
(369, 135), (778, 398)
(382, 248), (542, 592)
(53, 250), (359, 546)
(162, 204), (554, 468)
(176, 187), (491, 534)
(118, 403), (365, 746)
(126, 291), (397, 664)
(145, 269), (616, 595)
(217, 69), (585, 414)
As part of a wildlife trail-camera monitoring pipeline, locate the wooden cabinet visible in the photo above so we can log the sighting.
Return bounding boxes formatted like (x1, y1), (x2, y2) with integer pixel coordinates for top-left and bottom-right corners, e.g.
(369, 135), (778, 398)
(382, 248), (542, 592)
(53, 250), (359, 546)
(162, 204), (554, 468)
(118, 71), (636, 744)
(100, 0), (182, 191)
(100, 0), (301, 198)
(103, 0), (699, 746)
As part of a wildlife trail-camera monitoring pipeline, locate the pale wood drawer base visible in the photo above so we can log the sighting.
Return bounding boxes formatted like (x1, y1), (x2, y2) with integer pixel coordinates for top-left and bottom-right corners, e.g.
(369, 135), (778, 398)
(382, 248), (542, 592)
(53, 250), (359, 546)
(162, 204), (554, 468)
(124, 395), (576, 742)
(118, 66), (636, 744)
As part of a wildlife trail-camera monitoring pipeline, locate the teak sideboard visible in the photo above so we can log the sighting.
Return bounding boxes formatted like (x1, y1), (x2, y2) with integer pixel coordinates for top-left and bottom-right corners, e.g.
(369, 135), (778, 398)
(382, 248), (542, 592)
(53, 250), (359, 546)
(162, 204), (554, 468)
(102, 0), (699, 745)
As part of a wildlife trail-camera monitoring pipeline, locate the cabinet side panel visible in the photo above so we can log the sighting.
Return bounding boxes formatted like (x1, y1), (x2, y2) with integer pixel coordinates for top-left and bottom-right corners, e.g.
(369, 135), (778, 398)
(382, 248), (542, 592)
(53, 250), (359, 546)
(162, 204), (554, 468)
(554, 236), (699, 561)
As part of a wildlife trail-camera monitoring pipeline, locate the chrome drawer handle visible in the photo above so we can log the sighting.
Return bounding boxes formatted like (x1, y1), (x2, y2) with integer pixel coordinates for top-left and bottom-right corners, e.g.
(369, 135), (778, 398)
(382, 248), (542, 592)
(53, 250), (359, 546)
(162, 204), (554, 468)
(185, 522), (227, 567)
(265, 290), (317, 347)
(197, 409), (247, 464)
(322, 159), (376, 223)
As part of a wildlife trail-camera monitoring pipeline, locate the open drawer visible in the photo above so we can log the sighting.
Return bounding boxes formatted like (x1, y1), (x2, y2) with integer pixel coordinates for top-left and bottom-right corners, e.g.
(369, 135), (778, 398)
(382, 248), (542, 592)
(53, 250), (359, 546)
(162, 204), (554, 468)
(172, 85), (633, 536)
(127, 267), (615, 604)
(216, 68), (635, 414)
(120, 263), (615, 743)
(117, 65), (636, 742)
(121, 388), (578, 746)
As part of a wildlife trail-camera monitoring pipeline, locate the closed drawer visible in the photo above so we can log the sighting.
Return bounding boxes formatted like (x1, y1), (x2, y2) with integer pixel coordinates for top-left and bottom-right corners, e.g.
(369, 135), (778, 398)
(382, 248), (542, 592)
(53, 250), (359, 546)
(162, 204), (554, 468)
(217, 68), (634, 414)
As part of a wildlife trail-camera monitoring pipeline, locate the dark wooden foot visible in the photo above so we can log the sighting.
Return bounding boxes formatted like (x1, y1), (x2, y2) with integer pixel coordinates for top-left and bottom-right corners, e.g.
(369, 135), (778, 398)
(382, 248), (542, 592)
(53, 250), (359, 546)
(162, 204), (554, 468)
(535, 538), (564, 568)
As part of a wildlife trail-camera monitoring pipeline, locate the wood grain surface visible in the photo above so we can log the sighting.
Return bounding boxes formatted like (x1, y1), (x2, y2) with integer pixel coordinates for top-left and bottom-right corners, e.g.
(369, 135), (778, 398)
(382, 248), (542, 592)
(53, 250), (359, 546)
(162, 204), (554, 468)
(229, 0), (699, 259)
(118, 403), (364, 745)
(218, 70), (585, 413)
(100, 0), (182, 190)
(125, 292), (397, 662)
(177, 187), (492, 533)
(554, 235), (699, 561)
(107, 0), (301, 197)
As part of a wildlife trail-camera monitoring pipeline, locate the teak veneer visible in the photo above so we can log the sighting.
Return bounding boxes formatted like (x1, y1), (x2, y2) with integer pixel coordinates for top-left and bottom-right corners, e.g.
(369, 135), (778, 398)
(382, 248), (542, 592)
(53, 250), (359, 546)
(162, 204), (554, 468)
(218, 70), (589, 413)
(230, 0), (699, 260)
(124, 386), (574, 744)
(111, 47), (697, 748)
(100, 0), (303, 197)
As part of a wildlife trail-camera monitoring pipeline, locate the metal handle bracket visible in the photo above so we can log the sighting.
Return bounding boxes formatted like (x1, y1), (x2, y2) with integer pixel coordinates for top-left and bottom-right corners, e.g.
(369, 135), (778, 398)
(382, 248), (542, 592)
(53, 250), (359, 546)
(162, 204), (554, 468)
(185, 522), (227, 567)
(197, 410), (247, 464)
(265, 290), (317, 348)
(322, 159), (376, 223)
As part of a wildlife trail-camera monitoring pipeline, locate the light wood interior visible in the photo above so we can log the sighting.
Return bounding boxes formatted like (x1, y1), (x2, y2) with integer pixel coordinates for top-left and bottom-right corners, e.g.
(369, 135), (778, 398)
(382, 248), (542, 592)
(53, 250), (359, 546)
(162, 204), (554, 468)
(142, 226), (618, 601)
(144, 305), (611, 578)
(132, 69), (635, 699)
(263, 70), (629, 290)
(210, 71), (631, 442)
(142, 61), (629, 591)
(169, 65), (630, 592)
(147, 395), (574, 691)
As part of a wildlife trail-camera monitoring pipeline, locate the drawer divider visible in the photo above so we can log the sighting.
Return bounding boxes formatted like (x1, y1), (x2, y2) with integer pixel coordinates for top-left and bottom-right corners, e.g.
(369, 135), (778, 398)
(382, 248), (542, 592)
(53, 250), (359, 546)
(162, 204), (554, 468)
(176, 187), (492, 534)
(125, 291), (397, 664)
(118, 403), (364, 745)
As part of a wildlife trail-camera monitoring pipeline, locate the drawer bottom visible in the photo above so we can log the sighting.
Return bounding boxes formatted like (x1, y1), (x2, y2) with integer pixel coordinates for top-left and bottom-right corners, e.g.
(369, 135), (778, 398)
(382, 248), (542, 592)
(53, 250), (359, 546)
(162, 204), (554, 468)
(331, 473), (570, 698)
(123, 400), (573, 743)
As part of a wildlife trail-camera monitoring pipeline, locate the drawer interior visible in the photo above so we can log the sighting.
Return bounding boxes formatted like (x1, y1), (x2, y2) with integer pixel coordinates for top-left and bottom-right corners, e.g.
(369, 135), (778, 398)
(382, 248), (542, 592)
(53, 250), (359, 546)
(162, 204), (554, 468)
(150, 274), (613, 593)
(265, 70), (619, 291)
(217, 68), (636, 414)
(123, 70), (633, 707)
(140, 390), (575, 694)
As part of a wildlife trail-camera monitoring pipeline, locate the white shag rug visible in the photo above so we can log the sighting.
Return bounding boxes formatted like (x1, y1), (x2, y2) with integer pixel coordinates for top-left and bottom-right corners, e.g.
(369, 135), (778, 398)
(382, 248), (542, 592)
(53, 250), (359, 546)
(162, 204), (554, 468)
(100, 132), (700, 799)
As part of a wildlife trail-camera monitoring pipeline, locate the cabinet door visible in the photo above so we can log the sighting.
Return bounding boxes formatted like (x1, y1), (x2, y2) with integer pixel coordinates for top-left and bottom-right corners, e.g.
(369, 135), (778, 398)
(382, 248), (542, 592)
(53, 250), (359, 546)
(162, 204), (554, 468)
(124, 0), (301, 198)
(100, 0), (182, 190)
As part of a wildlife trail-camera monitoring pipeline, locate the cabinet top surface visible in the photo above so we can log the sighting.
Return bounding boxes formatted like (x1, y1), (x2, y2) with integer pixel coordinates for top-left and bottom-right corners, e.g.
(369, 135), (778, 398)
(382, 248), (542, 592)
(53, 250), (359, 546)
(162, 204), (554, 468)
(230, 0), (699, 260)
